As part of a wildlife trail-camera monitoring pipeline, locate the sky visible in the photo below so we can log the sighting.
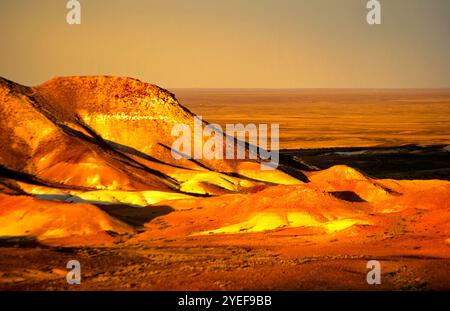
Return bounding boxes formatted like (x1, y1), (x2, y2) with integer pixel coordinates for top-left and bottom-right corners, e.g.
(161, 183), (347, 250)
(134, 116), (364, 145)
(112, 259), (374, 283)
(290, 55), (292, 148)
(0, 0), (450, 88)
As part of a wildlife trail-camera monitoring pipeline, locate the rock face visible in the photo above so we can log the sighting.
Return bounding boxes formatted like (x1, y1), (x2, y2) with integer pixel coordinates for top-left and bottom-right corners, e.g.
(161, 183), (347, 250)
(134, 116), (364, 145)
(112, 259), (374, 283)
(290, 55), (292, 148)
(0, 77), (178, 191)
(1, 76), (291, 193)
(0, 76), (301, 241)
(34, 76), (228, 171)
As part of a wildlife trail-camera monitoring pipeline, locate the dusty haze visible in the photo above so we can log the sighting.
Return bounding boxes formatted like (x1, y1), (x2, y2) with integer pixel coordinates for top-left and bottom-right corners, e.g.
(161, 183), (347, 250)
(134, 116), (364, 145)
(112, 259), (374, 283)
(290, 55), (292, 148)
(175, 89), (450, 149)
(0, 0), (449, 88)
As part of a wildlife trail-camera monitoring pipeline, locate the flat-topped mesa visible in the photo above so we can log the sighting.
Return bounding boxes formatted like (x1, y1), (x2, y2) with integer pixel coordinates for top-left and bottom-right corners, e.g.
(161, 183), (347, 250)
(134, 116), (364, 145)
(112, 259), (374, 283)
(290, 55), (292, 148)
(34, 76), (187, 121)
(33, 76), (249, 172)
(0, 77), (177, 191)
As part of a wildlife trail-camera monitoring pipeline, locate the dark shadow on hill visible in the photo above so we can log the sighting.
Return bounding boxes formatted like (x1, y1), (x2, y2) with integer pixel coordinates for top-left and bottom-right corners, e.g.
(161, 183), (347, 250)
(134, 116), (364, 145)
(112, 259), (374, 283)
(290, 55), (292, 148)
(330, 191), (366, 203)
(105, 139), (190, 170)
(277, 163), (310, 183)
(95, 204), (175, 228)
(0, 165), (94, 191)
(281, 144), (450, 180)
(158, 143), (213, 171)
(0, 178), (28, 195)
(0, 236), (45, 248)
(16, 91), (180, 189)
(64, 118), (180, 188)
(160, 143), (310, 182)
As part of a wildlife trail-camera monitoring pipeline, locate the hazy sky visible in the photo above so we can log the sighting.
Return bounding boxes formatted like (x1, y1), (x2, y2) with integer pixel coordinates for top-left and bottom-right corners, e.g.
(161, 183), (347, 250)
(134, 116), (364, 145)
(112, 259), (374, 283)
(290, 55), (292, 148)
(1, 0), (449, 88)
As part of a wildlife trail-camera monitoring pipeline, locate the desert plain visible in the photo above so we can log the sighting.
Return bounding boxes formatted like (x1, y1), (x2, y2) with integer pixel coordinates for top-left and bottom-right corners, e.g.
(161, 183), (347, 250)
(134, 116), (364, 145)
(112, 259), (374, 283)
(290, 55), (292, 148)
(0, 77), (449, 290)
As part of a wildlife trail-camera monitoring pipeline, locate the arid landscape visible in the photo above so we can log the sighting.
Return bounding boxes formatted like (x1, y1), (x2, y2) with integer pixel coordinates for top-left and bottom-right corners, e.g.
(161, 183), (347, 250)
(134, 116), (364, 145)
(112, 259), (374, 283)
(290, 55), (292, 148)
(0, 76), (449, 290)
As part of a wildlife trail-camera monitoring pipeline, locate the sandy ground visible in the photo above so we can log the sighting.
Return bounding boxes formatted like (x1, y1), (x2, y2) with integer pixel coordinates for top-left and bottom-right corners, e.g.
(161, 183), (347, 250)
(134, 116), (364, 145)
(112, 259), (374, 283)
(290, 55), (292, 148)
(1, 79), (449, 291)
(1, 164), (449, 291)
(1, 226), (449, 291)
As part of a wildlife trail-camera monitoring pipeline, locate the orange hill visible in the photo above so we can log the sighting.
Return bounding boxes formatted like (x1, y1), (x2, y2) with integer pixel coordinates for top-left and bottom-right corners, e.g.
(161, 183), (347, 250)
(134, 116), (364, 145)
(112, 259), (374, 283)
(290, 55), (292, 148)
(0, 76), (449, 251)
